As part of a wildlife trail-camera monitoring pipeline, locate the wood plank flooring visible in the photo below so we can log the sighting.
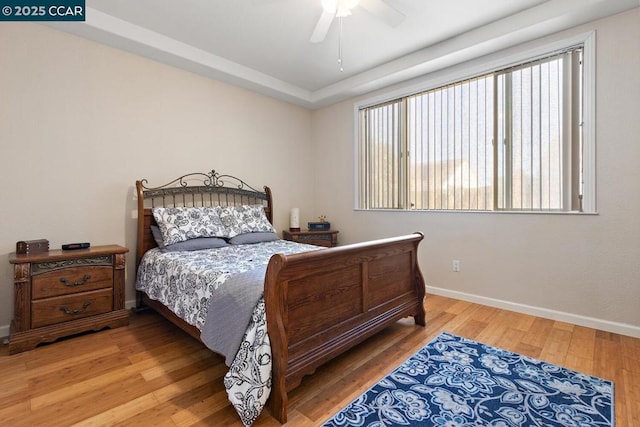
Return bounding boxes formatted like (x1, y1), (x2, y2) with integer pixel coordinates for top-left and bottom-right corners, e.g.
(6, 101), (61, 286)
(1, 294), (638, 426)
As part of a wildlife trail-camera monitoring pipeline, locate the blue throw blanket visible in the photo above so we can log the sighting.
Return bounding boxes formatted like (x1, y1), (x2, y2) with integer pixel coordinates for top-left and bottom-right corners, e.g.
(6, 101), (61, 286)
(200, 265), (267, 366)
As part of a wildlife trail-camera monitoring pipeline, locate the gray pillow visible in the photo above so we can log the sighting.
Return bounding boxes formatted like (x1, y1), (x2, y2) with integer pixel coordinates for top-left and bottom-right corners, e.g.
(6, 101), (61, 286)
(228, 232), (279, 245)
(151, 225), (229, 251)
(151, 225), (165, 247)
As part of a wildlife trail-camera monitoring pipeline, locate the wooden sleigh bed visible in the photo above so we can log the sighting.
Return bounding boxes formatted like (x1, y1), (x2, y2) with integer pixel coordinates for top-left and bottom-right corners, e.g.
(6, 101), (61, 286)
(135, 170), (426, 423)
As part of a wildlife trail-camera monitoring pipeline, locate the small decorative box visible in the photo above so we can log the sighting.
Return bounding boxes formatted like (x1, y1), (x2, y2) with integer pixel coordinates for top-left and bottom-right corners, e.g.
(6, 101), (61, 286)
(308, 222), (331, 231)
(16, 239), (50, 254)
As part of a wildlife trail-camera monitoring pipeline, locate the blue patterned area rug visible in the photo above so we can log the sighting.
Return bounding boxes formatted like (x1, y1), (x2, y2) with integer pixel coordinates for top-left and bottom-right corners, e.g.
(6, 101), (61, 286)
(323, 332), (614, 426)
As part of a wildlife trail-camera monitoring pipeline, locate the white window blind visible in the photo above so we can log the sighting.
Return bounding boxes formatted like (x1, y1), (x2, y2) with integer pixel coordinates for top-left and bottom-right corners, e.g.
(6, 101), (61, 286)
(358, 45), (587, 213)
(359, 100), (403, 209)
(406, 76), (494, 210)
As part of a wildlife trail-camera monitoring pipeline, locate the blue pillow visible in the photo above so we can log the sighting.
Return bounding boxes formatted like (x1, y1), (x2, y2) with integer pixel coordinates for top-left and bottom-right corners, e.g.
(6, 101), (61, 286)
(151, 225), (229, 251)
(228, 232), (279, 245)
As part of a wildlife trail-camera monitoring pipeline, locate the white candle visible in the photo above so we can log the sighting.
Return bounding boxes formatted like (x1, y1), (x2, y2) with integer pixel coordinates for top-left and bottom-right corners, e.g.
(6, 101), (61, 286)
(290, 208), (300, 229)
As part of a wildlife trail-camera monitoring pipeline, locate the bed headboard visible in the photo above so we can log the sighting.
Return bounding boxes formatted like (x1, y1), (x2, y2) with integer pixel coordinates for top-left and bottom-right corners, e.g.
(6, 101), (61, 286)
(135, 170), (273, 268)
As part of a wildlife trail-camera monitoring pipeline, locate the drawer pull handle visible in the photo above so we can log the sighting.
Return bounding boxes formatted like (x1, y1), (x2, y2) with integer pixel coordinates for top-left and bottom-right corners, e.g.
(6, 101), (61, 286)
(59, 301), (91, 315)
(60, 274), (91, 287)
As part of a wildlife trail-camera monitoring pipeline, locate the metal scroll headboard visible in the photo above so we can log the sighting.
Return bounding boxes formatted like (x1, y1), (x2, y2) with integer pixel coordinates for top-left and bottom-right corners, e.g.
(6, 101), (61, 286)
(138, 170), (271, 211)
(135, 169), (273, 266)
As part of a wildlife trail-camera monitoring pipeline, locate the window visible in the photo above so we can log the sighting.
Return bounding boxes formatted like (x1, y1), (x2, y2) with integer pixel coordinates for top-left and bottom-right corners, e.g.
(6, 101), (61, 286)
(358, 40), (594, 213)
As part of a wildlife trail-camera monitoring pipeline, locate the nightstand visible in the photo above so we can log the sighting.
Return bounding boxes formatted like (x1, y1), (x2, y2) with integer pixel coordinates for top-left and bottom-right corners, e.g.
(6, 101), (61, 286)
(282, 229), (339, 247)
(8, 244), (129, 354)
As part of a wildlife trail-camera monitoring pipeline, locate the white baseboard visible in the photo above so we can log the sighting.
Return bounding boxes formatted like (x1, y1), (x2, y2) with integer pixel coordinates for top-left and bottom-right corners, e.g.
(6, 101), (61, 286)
(427, 285), (640, 339)
(1, 298), (140, 343)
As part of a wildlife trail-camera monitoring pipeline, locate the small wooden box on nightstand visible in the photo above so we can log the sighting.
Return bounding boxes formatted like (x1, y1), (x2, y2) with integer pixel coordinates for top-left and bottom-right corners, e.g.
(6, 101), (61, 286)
(8, 244), (130, 354)
(282, 229), (339, 247)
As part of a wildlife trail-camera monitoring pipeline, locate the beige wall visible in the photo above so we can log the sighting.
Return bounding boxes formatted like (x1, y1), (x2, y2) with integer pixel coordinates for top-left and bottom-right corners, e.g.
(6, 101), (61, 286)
(312, 8), (640, 336)
(0, 23), (316, 334)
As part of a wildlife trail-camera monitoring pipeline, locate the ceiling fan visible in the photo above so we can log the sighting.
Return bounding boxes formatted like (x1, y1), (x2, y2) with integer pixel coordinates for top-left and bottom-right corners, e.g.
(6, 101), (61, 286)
(310, 0), (405, 43)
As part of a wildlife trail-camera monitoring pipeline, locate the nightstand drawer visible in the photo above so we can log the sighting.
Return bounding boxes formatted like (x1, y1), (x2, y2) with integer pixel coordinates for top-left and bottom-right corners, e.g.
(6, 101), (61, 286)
(31, 288), (114, 328)
(296, 234), (333, 246)
(283, 229), (339, 247)
(32, 266), (113, 299)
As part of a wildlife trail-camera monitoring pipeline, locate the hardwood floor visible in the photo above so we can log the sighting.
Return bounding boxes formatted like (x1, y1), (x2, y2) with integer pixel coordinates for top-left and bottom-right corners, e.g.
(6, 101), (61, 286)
(1, 294), (638, 426)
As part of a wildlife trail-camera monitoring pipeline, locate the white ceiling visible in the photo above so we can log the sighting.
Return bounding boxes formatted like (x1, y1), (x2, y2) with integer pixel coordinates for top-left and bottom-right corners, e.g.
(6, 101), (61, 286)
(47, 0), (638, 109)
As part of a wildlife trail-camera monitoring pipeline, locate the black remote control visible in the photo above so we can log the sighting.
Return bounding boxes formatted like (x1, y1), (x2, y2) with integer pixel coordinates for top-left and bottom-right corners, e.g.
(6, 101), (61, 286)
(62, 242), (91, 250)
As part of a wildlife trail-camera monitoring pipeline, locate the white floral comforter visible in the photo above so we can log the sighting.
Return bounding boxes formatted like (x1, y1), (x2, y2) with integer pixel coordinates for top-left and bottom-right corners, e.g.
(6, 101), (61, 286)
(135, 240), (318, 425)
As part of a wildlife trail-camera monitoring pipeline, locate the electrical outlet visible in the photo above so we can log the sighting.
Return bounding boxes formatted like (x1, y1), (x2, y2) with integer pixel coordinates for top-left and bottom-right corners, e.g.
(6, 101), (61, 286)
(452, 260), (460, 272)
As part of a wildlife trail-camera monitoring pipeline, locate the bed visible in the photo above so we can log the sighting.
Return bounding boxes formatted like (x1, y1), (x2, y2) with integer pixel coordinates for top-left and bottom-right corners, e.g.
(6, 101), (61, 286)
(134, 170), (426, 424)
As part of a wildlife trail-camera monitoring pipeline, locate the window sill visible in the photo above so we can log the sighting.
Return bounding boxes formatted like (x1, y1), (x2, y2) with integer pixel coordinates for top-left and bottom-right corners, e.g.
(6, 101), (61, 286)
(354, 208), (599, 216)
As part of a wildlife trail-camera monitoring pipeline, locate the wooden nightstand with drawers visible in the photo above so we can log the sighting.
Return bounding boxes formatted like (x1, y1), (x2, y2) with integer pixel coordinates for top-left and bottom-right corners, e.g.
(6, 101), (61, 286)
(8, 244), (129, 354)
(282, 229), (339, 247)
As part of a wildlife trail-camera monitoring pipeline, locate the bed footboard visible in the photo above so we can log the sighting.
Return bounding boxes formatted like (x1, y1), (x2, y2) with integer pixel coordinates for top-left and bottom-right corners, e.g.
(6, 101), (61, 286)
(264, 232), (426, 423)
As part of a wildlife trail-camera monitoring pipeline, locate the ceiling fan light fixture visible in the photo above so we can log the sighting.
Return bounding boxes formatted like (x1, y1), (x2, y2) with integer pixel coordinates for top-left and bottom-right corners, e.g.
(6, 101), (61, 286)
(322, 0), (360, 18)
(315, 0), (363, 72)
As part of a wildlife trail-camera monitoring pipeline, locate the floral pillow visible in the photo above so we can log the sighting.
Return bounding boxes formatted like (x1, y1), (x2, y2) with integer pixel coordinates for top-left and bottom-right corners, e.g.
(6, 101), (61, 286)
(216, 204), (276, 238)
(231, 205), (277, 234)
(152, 206), (227, 246)
(216, 206), (248, 238)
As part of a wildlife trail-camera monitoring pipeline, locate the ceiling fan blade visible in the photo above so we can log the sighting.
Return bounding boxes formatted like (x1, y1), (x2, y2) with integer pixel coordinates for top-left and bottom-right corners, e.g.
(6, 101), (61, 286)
(359, 0), (405, 27)
(310, 10), (336, 43)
